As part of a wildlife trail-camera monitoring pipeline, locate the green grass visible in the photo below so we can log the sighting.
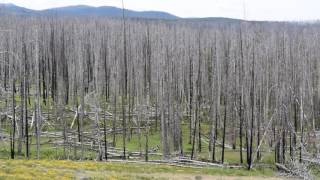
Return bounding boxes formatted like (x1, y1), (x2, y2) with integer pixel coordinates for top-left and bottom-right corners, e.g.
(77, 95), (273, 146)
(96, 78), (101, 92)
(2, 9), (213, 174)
(0, 96), (284, 178)
(0, 120), (275, 163)
(0, 159), (276, 180)
(113, 123), (275, 165)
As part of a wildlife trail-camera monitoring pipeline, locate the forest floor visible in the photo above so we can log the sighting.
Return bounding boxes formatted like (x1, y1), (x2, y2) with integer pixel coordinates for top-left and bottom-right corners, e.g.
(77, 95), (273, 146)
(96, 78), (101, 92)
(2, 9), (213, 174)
(0, 123), (307, 179)
(0, 119), (313, 180)
(0, 159), (294, 180)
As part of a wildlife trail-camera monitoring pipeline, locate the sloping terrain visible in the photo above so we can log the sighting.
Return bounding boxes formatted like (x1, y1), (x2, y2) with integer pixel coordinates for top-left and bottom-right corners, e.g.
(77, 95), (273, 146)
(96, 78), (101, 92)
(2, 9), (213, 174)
(0, 3), (178, 19)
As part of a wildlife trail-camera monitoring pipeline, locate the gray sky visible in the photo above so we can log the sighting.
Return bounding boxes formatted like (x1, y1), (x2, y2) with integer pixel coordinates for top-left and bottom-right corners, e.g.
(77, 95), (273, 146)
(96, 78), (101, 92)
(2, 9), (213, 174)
(1, 0), (320, 21)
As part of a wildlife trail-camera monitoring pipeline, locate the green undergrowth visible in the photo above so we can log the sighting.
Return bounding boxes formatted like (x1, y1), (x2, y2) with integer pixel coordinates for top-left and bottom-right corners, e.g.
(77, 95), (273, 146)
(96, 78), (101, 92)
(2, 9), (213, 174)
(0, 159), (276, 180)
(0, 122), (275, 164)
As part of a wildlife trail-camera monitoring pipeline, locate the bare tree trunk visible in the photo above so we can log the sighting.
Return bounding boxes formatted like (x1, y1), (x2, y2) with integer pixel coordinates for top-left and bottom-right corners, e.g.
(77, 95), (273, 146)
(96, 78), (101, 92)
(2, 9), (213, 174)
(248, 49), (255, 170)
(222, 39), (230, 164)
(35, 30), (41, 159)
(222, 92), (227, 163)
(300, 93), (304, 163)
(18, 79), (24, 155)
(10, 74), (16, 159)
(188, 48), (193, 145)
(103, 103), (108, 161)
(24, 42), (29, 159)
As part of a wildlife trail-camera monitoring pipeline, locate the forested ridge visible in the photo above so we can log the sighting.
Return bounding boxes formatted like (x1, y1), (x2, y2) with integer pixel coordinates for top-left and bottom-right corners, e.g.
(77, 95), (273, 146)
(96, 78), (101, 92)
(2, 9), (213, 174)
(0, 16), (320, 176)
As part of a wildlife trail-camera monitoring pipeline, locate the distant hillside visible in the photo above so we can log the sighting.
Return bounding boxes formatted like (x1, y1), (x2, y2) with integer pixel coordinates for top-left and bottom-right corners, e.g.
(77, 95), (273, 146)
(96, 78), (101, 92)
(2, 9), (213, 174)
(0, 3), (179, 20)
(42, 5), (179, 19)
(0, 3), (254, 24)
(0, 3), (34, 16)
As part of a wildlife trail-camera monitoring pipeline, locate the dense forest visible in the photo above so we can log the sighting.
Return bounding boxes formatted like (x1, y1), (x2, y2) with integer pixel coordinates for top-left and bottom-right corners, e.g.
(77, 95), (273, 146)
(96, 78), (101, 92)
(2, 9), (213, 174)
(0, 16), (320, 174)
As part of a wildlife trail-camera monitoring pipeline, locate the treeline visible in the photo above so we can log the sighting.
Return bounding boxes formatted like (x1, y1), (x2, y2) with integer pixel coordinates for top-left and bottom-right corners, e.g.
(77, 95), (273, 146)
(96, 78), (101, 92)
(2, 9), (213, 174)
(0, 16), (320, 170)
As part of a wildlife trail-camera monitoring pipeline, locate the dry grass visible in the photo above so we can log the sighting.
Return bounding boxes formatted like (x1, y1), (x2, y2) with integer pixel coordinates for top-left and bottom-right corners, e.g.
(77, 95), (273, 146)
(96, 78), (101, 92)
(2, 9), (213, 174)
(0, 159), (282, 180)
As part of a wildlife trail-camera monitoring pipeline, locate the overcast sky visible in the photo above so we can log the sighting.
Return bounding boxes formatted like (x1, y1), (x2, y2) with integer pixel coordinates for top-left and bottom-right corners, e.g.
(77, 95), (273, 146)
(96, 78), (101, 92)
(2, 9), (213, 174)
(1, 0), (320, 21)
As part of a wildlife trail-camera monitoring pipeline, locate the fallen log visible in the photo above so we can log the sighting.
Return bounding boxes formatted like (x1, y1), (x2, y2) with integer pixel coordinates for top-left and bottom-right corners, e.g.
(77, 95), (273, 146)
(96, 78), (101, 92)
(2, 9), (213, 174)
(302, 157), (320, 165)
(275, 163), (291, 173)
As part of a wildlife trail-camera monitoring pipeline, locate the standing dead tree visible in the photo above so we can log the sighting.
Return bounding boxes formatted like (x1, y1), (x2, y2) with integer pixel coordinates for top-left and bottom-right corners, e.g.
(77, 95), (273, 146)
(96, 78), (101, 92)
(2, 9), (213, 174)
(0, 17), (319, 173)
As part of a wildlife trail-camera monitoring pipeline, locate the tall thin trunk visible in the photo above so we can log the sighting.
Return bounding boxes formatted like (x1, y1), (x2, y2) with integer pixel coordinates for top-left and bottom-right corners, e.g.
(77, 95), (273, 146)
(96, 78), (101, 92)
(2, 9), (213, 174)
(35, 31), (41, 160)
(188, 50), (193, 145)
(248, 50), (255, 170)
(239, 93), (243, 164)
(221, 93), (227, 163)
(104, 103), (108, 161)
(18, 80), (24, 155)
(121, 0), (127, 160)
(24, 59), (29, 159)
(11, 77), (16, 159)
(239, 27), (244, 164)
